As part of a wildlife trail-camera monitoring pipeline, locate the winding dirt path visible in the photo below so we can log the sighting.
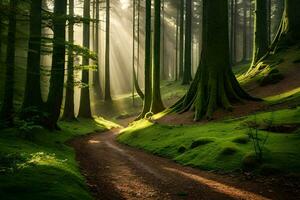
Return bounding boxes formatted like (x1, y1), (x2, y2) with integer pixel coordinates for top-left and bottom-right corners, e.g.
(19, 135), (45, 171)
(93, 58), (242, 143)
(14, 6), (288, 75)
(71, 129), (299, 200)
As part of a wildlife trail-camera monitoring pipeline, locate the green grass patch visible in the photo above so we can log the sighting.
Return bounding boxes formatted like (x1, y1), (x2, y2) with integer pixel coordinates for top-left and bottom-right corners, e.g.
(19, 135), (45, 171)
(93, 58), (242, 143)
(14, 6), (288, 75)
(0, 118), (111, 200)
(118, 107), (300, 173)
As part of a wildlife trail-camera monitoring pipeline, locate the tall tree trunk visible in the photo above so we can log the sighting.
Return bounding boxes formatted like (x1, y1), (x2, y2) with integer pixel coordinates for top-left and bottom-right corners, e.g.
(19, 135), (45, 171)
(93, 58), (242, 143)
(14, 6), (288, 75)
(175, 3), (179, 81)
(270, 0), (300, 52)
(182, 0), (192, 85)
(104, 0), (112, 101)
(242, 0), (248, 61)
(62, 0), (76, 120)
(138, 0), (152, 118)
(45, 0), (67, 129)
(1, 0), (17, 126)
(23, 0), (43, 112)
(173, 0), (254, 120)
(250, 0), (269, 68)
(151, 0), (165, 114)
(179, 0), (184, 79)
(21, 0), (44, 121)
(78, 0), (92, 118)
(93, 0), (103, 99)
(230, 0), (237, 65)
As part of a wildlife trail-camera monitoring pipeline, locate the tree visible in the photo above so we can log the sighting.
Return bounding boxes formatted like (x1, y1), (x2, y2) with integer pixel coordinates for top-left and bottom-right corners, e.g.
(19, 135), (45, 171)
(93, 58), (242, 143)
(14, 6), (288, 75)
(22, 0), (43, 115)
(62, 0), (76, 120)
(270, 0), (300, 52)
(182, 0), (193, 85)
(178, 0), (184, 79)
(138, 0), (152, 118)
(78, 0), (92, 118)
(45, 0), (67, 129)
(0, 0), (17, 126)
(150, 0), (165, 114)
(93, 0), (103, 99)
(104, 0), (112, 101)
(250, 0), (269, 68)
(173, 0), (254, 120)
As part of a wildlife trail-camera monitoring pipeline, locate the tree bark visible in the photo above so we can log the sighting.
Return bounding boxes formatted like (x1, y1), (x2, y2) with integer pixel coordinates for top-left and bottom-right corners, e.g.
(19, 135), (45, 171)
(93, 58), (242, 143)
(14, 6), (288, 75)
(151, 0), (165, 114)
(104, 0), (112, 101)
(182, 0), (193, 85)
(78, 0), (92, 118)
(250, 0), (269, 68)
(138, 0), (152, 118)
(270, 0), (300, 52)
(1, 0), (17, 126)
(23, 0), (43, 112)
(179, 0), (184, 79)
(62, 0), (76, 120)
(173, 0), (254, 120)
(93, 0), (103, 99)
(45, 0), (67, 129)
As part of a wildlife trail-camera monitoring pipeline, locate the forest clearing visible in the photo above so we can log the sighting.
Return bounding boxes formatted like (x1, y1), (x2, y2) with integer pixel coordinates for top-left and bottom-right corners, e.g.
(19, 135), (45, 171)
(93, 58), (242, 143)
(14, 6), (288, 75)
(0, 0), (300, 199)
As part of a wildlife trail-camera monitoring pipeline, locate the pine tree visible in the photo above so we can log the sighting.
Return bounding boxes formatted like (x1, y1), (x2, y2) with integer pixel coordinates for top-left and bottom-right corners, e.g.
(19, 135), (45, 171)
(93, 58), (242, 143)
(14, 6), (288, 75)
(104, 0), (112, 101)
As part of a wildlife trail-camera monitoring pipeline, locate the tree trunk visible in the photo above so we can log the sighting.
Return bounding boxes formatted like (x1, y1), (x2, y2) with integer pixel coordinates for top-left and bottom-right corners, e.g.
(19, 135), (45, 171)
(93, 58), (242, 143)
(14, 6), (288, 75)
(151, 0), (165, 114)
(173, 0), (254, 120)
(175, 3), (179, 81)
(78, 0), (92, 118)
(93, 0), (103, 99)
(182, 0), (193, 85)
(45, 0), (67, 129)
(1, 0), (17, 126)
(250, 0), (269, 68)
(242, 0), (248, 61)
(23, 0), (43, 112)
(138, 0), (152, 118)
(62, 0), (76, 120)
(179, 0), (184, 79)
(104, 0), (112, 101)
(270, 0), (300, 52)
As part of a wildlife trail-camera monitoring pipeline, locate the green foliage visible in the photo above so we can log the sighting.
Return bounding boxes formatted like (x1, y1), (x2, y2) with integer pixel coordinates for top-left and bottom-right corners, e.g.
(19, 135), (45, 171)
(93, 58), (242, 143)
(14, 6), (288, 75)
(0, 118), (108, 200)
(190, 138), (214, 149)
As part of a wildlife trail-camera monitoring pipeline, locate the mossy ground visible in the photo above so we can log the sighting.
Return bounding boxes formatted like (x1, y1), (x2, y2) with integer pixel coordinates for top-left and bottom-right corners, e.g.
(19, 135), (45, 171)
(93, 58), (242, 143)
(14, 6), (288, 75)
(0, 118), (114, 200)
(118, 107), (300, 173)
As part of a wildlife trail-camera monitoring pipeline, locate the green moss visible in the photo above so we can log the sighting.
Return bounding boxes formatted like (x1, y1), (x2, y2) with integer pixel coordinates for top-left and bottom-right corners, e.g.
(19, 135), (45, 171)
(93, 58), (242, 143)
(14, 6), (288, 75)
(0, 118), (109, 200)
(232, 135), (249, 144)
(190, 137), (215, 149)
(242, 153), (260, 171)
(220, 145), (238, 156)
(118, 107), (300, 173)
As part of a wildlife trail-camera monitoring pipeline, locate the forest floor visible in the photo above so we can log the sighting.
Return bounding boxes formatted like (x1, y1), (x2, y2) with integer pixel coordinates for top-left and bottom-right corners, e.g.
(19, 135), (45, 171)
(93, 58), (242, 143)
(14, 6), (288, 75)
(72, 128), (300, 200)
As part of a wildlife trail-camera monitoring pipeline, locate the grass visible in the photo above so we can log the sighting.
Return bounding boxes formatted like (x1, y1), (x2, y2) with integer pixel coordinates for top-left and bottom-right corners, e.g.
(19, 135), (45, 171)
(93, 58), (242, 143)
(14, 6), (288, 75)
(118, 107), (300, 173)
(0, 117), (114, 200)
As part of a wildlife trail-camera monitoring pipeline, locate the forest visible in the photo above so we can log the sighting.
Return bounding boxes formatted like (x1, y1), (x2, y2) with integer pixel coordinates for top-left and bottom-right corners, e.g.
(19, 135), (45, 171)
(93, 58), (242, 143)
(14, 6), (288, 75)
(0, 0), (300, 199)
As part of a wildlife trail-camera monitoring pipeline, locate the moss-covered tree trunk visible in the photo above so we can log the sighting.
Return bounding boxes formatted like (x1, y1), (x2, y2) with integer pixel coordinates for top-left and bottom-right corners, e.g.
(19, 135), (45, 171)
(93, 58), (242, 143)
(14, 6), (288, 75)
(104, 0), (112, 101)
(22, 0), (43, 113)
(150, 0), (165, 114)
(45, 0), (67, 129)
(0, 0), (17, 126)
(270, 0), (300, 51)
(250, 0), (269, 68)
(62, 0), (76, 120)
(78, 0), (92, 118)
(138, 0), (152, 118)
(173, 0), (254, 121)
(182, 0), (192, 85)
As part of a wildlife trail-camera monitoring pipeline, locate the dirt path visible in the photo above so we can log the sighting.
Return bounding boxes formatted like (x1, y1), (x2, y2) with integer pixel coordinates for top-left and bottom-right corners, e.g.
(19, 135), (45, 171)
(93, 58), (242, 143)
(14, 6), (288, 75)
(71, 129), (299, 200)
